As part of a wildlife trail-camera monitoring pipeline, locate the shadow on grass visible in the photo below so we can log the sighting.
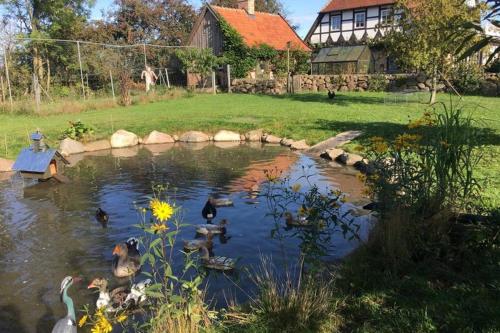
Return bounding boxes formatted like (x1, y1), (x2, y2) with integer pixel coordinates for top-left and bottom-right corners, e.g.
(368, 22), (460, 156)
(269, 93), (391, 106)
(313, 119), (500, 147)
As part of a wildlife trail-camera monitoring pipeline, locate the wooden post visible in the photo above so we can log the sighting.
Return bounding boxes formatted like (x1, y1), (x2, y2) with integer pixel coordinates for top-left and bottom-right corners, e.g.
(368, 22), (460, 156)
(227, 64), (231, 93)
(77, 41), (85, 100)
(109, 70), (115, 101)
(3, 47), (13, 112)
(212, 71), (216, 94)
(143, 43), (147, 68)
(85, 73), (90, 98)
(0, 74), (5, 103)
(165, 69), (170, 89)
(33, 73), (41, 114)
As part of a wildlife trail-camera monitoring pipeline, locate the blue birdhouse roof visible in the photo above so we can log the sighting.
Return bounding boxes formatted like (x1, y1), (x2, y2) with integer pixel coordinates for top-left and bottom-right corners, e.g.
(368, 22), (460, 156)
(31, 132), (43, 141)
(13, 148), (68, 173)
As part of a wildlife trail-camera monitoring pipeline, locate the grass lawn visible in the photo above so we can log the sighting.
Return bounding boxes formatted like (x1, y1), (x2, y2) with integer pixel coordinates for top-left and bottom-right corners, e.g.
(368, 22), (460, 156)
(0, 91), (498, 206)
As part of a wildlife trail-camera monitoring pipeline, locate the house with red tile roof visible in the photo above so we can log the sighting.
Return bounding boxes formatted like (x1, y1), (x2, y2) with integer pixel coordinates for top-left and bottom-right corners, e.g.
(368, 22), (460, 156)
(188, 1), (310, 56)
(305, 0), (400, 75)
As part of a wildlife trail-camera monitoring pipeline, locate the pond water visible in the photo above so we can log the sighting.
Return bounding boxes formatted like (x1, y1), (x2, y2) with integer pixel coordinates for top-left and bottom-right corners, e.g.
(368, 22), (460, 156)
(0, 142), (371, 332)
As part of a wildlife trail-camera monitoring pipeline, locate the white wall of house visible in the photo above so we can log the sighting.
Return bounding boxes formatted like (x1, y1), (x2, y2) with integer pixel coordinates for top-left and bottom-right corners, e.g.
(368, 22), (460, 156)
(306, 5), (400, 45)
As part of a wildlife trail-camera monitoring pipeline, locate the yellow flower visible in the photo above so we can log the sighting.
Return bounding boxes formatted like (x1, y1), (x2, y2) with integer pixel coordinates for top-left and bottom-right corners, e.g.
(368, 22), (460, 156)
(116, 314), (128, 323)
(78, 315), (88, 328)
(369, 136), (388, 154)
(152, 201), (174, 222)
(291, 183), (301, 193)
(149, 198), (161, 211)
(151, 223), (168, 234)
(91, 312), (113, 333)
(394, 134), (422, 150)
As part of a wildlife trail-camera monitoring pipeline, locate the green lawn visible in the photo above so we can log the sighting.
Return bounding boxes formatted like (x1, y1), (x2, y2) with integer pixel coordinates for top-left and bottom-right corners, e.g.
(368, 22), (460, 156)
(0, 92), (498, 205)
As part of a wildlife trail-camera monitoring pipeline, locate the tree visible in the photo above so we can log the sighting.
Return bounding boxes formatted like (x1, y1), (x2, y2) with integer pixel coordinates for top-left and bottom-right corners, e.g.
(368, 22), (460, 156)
(208, 0), (285, 15)
(385, 0), (482, 103)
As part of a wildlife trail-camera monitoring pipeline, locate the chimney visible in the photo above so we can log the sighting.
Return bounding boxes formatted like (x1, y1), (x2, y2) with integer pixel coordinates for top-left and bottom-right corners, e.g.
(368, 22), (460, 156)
(238, 0), (255, 15)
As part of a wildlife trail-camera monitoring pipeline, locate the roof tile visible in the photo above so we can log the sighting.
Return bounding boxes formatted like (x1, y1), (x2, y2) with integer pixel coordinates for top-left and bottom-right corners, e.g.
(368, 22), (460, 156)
(321, 0), (395, 13)
(211, 6), (310, 51)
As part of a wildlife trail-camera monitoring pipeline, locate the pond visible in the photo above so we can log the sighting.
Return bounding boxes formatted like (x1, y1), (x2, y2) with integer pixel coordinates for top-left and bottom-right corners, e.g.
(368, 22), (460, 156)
(0, 142), (371, 332)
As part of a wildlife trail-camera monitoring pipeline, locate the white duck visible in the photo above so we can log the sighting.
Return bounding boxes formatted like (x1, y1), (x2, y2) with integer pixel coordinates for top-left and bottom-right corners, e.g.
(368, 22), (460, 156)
(200, 246), (235, 271)
(196, 219), (228, 235)
(88, 278), (151, 312)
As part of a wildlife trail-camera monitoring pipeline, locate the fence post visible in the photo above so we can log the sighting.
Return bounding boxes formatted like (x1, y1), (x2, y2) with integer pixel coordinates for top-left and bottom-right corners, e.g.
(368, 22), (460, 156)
(212, 71), (216, 95)
(3, 47), (13, 112)
(77, 41), (85, 100)
(109, 70), (115, 101)
(227, 64), (231, 93)
(143, 43), (147, 68)
(33, 73), (41, 113)
(165, 69), (170, 89)
(0, 74), (5, 103)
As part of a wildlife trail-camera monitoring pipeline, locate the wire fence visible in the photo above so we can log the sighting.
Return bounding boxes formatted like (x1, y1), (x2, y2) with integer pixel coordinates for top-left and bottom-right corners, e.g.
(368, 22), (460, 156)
(0, 38), (197, 113)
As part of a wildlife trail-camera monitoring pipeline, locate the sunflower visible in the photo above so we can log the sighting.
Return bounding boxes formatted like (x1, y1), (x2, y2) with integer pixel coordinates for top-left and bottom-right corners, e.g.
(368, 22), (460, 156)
(116, 314), (128, 323)
(152, 201), (174, 222)
(91, 311), (113, 333)
(78, 315), (88, 328)
(151, 223), (168, 234)
(149, 198), (161, 211)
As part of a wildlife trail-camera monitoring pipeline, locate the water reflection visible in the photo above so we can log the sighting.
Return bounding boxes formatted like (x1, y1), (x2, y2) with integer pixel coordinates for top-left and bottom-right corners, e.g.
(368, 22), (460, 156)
(0, 143), (368, 332)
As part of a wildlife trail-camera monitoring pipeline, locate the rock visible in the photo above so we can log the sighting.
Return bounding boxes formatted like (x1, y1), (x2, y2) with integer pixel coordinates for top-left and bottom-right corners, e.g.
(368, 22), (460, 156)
(344, 153), (364, 166)
(264, 135), (282, 144)
(416, 73), (427, 83)
(173, 134), (179, 141)
(308, 131), (363, 154)
(480, 81), (498, 96)
(281, 138), (294, 147)
(213, 130), (241, 142)
(179, 131), (210, 143)
(245, 129), (264, 142)
(321, 148), (345, 161)
(59, 138), (85, 156)
(240, 134), (246, 141)
(110, 129), (139, 148)
(0, 158), (14, 172)
(84, 140), (111, 152)
(417, 83), (426, 90)
(143, 131), (175, 145)
(290, 139), (310, 150)
(354, 159), (375, 175)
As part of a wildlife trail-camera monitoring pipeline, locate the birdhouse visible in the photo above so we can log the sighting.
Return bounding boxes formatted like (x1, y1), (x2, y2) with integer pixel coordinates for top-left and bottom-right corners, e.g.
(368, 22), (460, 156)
(13, 131), (69, 181)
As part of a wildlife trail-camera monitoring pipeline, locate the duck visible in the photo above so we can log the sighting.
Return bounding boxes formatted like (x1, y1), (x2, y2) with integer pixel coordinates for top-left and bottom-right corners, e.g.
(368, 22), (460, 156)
(202, 198), (217, 221)
(284, 212), (311, 227)
(212, 197), (234, 207)
(126, 237), (140, 259)
(328, 90), (336, 100)
(51, 276), (81, 333)
(199, 246), (235, 271)
(95, 208), (109, 227)
(87, 277), (129, 312)
(112, 242), (141, 278)
(183, 232), (214, 251)
(196, 219), (228, 235)
(88, 277), (152, 312)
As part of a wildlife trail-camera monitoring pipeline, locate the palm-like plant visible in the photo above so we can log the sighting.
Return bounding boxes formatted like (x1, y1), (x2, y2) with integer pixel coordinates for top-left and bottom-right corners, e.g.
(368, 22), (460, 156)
(457, 0), (500, 64)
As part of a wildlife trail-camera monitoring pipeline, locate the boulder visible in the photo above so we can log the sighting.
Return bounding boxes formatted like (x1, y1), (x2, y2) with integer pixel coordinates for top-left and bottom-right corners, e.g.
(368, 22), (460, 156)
(290, 139), (310, 150)
(240, 134), (246, 141)
(143, 131), (175, 145)
(213, 130), (241, 142)
(59, 138), (85, 156)
(245, 129), (264, 142)
(480, 81), (498, 97)
(264, 135), (282, 144)
(173, 134), (179, 142)
(343, 153), (364, 166)
(281, 138), (294, 147)
(320, 148), (345, 161)
(84, 140), (111, 152)
(354, 159), (375, 175)
(179, 131), (210, 143)
(0, 158), (14, 172)
(110, 129), (139, 148)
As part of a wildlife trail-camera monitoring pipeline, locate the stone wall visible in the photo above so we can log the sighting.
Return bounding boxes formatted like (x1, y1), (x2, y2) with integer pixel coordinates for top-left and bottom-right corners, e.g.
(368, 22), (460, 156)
(230, 73), (500, 96)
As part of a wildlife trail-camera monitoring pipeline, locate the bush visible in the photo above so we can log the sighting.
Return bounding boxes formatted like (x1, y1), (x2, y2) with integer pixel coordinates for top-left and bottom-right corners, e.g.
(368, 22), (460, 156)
(450, 62), (484, 94)
(368, 74), (389, 92)
(485, 58), (500, 73)
(60, 120), (94, 141)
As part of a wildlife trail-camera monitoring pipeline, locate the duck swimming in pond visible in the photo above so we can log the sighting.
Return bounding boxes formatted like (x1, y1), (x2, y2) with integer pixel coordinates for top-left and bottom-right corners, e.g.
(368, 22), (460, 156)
(202, 198), (217, 221)
(184, 232), (214, 251)
(196, 219), (228, 235)
(212, 198), (234, 207)
(112, 242), (141, 278)
(51, 276), (81, 333)
(95, 208), (109, 227)
(200, 246), (235, 271)
(284, 212), (311, 227)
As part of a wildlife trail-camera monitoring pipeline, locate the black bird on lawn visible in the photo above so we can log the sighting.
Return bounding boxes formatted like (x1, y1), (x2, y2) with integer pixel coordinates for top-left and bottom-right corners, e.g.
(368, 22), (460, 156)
(202, 198), (217, 223)
(328, 90), (336, 100)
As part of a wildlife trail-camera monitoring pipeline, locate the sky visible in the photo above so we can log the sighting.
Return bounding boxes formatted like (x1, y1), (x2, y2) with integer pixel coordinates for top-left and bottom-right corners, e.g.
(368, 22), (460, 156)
(91, 0), (327, 38)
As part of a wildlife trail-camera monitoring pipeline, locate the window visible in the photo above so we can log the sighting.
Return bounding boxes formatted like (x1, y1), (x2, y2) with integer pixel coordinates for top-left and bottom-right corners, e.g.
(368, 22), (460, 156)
(381, 9), (391, 25)
(331, 15), (341, 31)
(355, 12), (366, 28)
